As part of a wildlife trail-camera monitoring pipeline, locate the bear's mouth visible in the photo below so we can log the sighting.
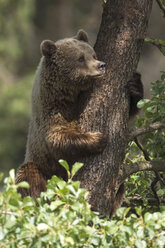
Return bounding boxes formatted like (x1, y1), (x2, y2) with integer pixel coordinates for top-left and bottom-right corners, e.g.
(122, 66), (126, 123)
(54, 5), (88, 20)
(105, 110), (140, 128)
(87, 70), (105, 78)
(93, 71), (105, 78)
(86, 69), (105, 80)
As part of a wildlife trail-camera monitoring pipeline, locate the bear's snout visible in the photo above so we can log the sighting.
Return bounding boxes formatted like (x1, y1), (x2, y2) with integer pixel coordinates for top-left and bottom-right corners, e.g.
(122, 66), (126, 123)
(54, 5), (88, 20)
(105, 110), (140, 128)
(98, 62), (106, 72)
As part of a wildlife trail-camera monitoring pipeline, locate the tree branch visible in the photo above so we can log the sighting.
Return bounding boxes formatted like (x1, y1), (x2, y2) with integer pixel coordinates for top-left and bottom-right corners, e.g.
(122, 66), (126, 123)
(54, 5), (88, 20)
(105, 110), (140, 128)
(134, 137), (150, 160)
(121, 160), (165, 182)
(123, 197), (165, 207)
(145, 38), (165, 56)
(156, 0), (165, 17)
(150, 39), (165, 55)
(129, 121), (165, 141)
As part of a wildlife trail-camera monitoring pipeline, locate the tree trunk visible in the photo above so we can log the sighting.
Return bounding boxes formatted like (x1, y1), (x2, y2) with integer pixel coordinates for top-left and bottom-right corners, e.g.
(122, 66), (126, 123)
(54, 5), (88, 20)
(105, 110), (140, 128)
(75, 0), (153, 216)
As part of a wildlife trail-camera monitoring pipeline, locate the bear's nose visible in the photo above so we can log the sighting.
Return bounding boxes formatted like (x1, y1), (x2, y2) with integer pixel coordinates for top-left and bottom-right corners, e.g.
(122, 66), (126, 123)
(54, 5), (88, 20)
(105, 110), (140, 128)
(98, 62), (106, 71)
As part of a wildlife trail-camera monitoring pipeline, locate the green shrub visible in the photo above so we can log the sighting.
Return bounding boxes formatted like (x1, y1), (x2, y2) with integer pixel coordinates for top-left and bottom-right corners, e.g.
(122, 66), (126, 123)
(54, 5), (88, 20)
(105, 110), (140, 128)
(126, 71), (165, 209)
(0, 161), (165, 248)
(137, 71), (165, 159)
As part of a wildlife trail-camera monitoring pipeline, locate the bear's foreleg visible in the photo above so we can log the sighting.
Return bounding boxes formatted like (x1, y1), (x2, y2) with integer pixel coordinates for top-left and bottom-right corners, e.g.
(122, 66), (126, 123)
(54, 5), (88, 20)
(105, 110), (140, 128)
(46, 126), (107, 160)
(127, 72), (144, 117)
(109, 183), (125, 218)
(15, 162), (47, 199)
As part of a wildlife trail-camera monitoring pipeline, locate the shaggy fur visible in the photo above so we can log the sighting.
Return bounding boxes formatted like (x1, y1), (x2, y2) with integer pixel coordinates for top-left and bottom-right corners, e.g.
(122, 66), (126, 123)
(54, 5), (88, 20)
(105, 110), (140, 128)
(16, 31), (143, 217)
(16, 30), (107, 198)
(128, 72), (144, 117)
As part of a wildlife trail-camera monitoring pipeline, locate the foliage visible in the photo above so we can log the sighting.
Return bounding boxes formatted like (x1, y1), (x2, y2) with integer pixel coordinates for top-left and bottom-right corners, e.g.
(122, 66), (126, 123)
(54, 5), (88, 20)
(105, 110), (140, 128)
(145, 38), (165, 54)
(137, 71), (165, 159)
(0, 74), (33, 176)
(126, 71), (165, 208)
(0, 162), (165, 248)
(0, 0), (34, 73)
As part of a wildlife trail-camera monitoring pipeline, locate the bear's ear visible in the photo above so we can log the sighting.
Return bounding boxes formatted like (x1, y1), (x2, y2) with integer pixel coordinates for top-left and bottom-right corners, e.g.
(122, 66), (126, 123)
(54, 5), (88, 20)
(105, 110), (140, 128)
(75, 29), (88, 43)
(40, 40), (56, 57)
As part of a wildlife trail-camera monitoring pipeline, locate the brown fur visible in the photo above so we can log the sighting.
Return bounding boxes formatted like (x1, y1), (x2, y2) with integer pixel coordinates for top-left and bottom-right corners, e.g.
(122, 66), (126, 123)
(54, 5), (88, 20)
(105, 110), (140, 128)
(16, 162), (47, 199)
(16, 31), (143, 217)
(16, 30), (107, 198)
(128, 72), (144, 117)
(109, 183), (125, 218)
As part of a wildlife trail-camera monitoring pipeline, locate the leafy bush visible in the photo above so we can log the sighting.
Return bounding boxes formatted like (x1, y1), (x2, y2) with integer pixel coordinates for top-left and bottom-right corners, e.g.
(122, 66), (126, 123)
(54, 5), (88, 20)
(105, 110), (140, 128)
(0, 161), (165, 248)
(137, 71), (165, 159)
(126, 71), (165, 208)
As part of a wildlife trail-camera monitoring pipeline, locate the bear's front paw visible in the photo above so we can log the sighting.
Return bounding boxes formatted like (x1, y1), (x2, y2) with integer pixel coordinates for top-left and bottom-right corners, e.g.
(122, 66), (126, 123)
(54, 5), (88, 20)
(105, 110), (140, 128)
(127, 72), (143, 98)
(126, 72), (144, 117)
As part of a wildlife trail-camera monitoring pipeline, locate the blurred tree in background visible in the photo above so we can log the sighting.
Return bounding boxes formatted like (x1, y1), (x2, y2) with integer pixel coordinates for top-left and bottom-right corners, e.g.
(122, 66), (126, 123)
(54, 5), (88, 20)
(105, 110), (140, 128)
(0, 0), (34, 75)
(0, 74), (32, 175)
(0, 0), (34, 176)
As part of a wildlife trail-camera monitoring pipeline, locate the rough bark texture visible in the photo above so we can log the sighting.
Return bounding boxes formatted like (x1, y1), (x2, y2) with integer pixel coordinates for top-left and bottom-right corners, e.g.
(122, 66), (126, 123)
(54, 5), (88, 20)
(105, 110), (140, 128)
(74, 0), (153, 216)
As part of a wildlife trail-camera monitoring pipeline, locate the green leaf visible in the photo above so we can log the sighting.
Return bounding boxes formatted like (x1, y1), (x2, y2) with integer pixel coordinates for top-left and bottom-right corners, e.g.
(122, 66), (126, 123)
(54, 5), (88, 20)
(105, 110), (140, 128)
(50, 200), (64, 211)
(22, 196), (35, 208)
(0, 227), (5, 241)
(91, 236), (100, 245)
(59, 160), (69, 172)
(9, 169), (15, 181)
(71, 162), (84, 178)
(159, 40), (165, 45)
(66, 237), (75, 245)
(37, 223), (49, 231)
(48, 175), (66, 191)
(144, 38), (152, 42)
(135, 240), (147, 248)
(17, 181), (29, 189)
(56, 179), (66, 189)
(144, 213), (152, 223)
(146, 106), (155, 112)
(4, 215), (16, 229)
(137, 99), (150, 108)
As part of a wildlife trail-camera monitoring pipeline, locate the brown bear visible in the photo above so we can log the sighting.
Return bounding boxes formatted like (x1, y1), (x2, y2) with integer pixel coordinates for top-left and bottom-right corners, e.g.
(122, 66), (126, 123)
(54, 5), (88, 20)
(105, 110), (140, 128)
(16, 30), (143, 216)
(16, 30), (108, 198)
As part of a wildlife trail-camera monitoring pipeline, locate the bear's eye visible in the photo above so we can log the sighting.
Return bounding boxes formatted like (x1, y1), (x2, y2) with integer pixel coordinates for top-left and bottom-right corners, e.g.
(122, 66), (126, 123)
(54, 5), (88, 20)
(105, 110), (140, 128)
(78, 55), (85, 62)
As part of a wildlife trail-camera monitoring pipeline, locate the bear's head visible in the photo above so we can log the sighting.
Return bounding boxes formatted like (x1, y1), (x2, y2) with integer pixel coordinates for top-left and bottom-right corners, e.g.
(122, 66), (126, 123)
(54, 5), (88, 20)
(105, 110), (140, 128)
(40, 30), (105, 91)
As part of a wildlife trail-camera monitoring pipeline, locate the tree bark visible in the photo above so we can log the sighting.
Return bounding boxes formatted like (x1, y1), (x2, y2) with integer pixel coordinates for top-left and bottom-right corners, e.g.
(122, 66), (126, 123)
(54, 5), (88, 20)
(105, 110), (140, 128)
(75, 0), (153, 216)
